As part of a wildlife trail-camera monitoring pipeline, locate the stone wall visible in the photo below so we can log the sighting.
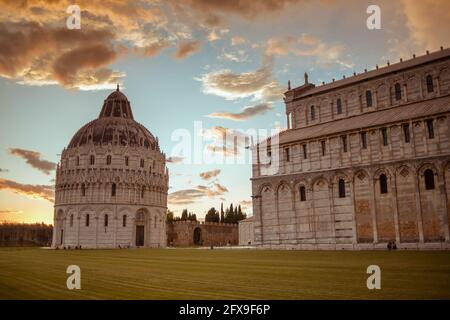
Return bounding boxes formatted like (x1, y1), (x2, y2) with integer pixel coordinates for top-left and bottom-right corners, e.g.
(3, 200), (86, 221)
(0, 224), (53, 247)
(238, 217), (254, 245)
(167, 220), (238, 247)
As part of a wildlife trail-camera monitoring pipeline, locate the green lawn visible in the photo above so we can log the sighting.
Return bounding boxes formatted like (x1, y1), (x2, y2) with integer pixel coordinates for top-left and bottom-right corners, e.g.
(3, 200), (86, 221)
(0, 247), (449, 299)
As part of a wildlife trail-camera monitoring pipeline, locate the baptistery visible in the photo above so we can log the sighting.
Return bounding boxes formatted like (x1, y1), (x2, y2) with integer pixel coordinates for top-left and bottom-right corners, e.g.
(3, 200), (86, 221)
(52, 86), (168, 248)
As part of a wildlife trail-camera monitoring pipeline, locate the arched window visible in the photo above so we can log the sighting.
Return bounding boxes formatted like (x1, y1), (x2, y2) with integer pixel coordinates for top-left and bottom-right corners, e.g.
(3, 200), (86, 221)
(125, 156), (129, 166)
(379, 174), (388, 194)
(336, 98), (342, 114)
(86, 214), (90, 227)
(394, 83), (402, 101)
(90, 155), (95, 165)
(426, 119), (434, 139)
(140, 159), (145, 168)
(81, 183), (86, 197)
(106, 155), (112, 165)
(366, 90), (373, 107)
(111, 183), (116, 197)
(141, 186), (145, 198)
(299, 186), (306, 201)
(426, 75), (434, 93)
(310, 105), (316, 120)
(70, 214), (74, 227)
(123, 215), (127, 227)
(338, 179), (346, 198)
(424, 169), (435, 190)
(76, 156), (80, 166)
(104, 214), (109, 227)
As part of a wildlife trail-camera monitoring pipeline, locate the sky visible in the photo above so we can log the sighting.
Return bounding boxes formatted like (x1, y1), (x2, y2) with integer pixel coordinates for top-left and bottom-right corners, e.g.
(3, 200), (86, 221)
(0, 0), (449, 224)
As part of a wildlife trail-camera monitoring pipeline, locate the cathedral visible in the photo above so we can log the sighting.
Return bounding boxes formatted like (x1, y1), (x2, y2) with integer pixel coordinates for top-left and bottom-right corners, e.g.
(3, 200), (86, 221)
(251, 48), (450, 250)
(52, 86), (168, 249)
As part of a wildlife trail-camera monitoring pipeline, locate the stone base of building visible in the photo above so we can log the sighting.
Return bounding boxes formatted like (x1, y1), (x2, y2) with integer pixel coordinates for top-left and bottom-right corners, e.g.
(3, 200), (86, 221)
(255, 242), (450, 250)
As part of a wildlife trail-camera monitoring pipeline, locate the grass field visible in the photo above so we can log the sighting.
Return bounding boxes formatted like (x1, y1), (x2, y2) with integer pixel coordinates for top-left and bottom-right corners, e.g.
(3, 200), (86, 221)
(0, 247), (449, 299)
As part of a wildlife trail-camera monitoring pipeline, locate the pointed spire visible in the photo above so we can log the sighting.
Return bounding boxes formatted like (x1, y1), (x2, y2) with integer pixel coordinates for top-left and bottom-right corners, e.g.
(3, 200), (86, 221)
(304, 72), (309, 84)
(288, 80), (291, 90)
(116, 83), (120, 91)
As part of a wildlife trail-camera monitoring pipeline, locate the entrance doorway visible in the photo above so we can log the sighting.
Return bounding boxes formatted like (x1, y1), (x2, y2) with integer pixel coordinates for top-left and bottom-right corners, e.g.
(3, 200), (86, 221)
(136, 225), (145, 246)
(193, 227), (202, 245)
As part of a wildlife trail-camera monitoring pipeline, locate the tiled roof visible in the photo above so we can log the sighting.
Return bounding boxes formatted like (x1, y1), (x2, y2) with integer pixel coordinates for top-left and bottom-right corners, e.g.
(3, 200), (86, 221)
(291, 48), (450, 100)
(279, 95), (450, 144)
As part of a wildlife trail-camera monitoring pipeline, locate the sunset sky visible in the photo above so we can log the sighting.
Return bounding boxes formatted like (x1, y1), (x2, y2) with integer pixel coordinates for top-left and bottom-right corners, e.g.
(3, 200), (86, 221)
(0, 0), (449, 224)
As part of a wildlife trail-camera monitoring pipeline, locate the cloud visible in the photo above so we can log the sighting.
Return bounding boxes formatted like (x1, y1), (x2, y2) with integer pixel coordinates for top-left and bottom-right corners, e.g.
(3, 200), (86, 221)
(265, 34), (353, 68)
(166, 156), (184, 164)
(231, 36), (246, 46)
(0, 209), (23, 214)
(199, 55), (285, 102)
(401, 0), (450, 50)
(181, 0), (306, 26)
(0, 178), (54, 202)
(141, 39), (171, 57)
(202, 126), (251, 157)
(168, 182), (228, 205)
(174, 40), (202, 59)
(0, 168), (9, 173)
(8, 148), (56, 175)
(207, 103), (272, 121)
(199, 169), (221, 180)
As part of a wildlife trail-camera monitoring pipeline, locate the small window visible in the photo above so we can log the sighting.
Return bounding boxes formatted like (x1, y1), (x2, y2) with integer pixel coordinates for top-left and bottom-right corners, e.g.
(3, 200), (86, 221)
(141, 186), (145, 198)
(76, 156), (80, 166)
(111, 183), (116, 197)
(90, 155), (95, 165)
(361, 132), (367, 149)
(123, 215), (127, 227)
(81, 184), (86, 197)
(302, 144), (308, 159)
(338, 179), (346, 198)
(140, 159), (145, 168)
(426, 119), (434, 139)
(341, 136), (347, 152)
(321, 140), (326, 156)
(125, 156), (129, 166)
(394, 83), (402, 101)
(86, 214), (90, 227)
(106, 155), (112, 165)
(284, 147), (290, 162)
(70, 214), (74, 227)
(424, 169), (435, 190)
(381, 128), (388, 146)
(379, 174), (388, 194)
(310, 105), (315, 120)
(426, 75), (434, 93)
(403, 124), (410, 143)
(104, 214), (109, 227)
(366, 90), (373, 107)
(336, 98), (342, 114)
(299, 186), (306, 201)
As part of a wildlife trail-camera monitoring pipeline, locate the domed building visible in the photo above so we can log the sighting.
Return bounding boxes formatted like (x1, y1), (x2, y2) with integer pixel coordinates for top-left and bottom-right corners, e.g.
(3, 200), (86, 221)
(52, 86), (168, 249)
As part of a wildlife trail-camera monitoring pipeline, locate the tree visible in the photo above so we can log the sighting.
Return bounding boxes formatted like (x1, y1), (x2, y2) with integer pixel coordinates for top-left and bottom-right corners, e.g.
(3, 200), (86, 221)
(181, 209), (188, 221)
(220, 203), (224, 223)
(166, 210), (174, 223)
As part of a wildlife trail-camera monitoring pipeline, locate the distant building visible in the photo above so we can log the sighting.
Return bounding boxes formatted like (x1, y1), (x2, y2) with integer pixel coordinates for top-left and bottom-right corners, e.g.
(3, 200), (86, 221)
(52, 86), (169, 249)
(251, 48), (450, 250)
(238, 216), (254, 246)
(167, 220), (238, 247)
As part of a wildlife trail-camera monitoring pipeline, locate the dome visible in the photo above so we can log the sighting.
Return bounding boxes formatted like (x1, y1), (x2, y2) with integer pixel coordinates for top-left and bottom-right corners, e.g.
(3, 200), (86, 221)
(67, 86), (158, 150)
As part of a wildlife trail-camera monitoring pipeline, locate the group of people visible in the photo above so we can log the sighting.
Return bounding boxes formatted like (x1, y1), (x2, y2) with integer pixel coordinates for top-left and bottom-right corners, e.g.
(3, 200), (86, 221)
(387, 241), (397, 250)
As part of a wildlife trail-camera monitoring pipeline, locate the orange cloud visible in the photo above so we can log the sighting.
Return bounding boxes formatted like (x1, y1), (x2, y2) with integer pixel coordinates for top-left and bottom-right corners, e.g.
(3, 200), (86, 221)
(199, 169), (221, 180)
(207, 103), (272, 121)
(0, 178), (54, 202)
(8, 148), (56, 175)
(174, 40), (202, 59)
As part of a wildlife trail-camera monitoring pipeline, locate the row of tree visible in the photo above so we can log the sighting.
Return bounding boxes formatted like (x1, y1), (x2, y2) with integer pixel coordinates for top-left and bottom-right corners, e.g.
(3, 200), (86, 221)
(166, 209), (197, 222)
(204, 203), (246, 224)
(166, 203), (247, 224)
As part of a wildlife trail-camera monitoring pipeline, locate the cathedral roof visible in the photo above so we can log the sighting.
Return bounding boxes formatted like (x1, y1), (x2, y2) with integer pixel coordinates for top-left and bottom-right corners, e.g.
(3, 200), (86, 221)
(67, 86), (158, 150)
(279, 95), (450, 145)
